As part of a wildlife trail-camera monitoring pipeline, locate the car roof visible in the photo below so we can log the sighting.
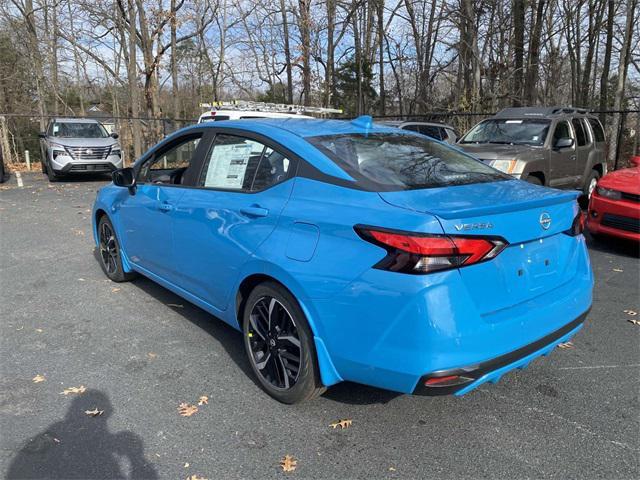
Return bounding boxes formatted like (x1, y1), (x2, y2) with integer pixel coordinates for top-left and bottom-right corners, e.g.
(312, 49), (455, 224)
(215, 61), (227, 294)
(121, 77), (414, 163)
(51, 117), (101, 124)
(493, 107), (597, 120)
(377, 120), (455, 129)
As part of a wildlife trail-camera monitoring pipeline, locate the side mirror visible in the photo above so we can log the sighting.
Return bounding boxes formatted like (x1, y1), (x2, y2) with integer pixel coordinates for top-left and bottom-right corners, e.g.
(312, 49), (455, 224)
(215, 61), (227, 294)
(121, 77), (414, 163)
(630, 156), (640, 167)
(110, 132), (119, 139)
(554, 137), (574, 149)
(38, 132), (47, 139)
(112, 167), (136, 195)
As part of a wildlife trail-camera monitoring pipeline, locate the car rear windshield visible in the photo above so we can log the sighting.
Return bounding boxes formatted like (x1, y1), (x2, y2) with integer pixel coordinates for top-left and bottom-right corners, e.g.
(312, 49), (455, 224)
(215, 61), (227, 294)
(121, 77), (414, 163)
(51, 122), (108, 138)
(307, 132), (508, 191)
(460, 119), (551, 146)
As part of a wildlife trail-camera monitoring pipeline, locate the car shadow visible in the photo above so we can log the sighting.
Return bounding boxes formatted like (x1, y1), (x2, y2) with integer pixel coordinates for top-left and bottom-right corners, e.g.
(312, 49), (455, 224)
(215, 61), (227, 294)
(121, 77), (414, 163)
(5, 389), (157, 479)
(585, 232), (640, 258)
(125, 273), (262, 391)
(110, 260), (404, 406)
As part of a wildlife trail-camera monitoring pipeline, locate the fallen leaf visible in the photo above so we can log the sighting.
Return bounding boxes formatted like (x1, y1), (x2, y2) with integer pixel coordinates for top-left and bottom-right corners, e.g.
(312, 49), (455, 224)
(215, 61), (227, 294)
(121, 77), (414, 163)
(389, 467), (396, 471)
(612, 268), (623, 272)
(111, 287), (121, 293)
(280, 455), (297, 472)
(78, 278), (85, 282)
(73, 229), (85, 236)
(623, 309), (637, 316)
(85, 408), (104, 417)
(184, 462), (190, 468)
(178, 403), (198, 417)
(35, 328), (43, 333)
(147, 352), (158, 359)
(32, 374), (46, 383)
(186, 475), (207, 480)
(329, 419), (353, 429)
(53, 438), (60, 444)
(628, 319), (640, 326)
(167, 303), (184, 308)
(198, 395), (208, 406)
(61, 386), (86, 395)
(558, 341), (574, 349)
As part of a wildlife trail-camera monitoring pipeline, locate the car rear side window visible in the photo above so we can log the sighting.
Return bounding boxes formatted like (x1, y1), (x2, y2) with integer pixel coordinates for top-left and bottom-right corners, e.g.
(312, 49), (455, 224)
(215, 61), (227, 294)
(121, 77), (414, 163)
(588, 118), (605, 142)
(307, 132), (508, 191)
(572, 118), (587, 146)
(199, 134), (290, 191)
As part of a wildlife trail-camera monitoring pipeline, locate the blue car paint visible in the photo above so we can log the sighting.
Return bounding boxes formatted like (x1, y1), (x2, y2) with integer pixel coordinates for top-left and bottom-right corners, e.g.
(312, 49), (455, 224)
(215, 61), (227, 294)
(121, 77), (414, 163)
(92, 117), (593, 395)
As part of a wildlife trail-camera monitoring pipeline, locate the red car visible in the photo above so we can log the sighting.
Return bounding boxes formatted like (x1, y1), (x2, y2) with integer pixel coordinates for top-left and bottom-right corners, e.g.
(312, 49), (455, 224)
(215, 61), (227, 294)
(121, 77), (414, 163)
(587, 156), (640, 241)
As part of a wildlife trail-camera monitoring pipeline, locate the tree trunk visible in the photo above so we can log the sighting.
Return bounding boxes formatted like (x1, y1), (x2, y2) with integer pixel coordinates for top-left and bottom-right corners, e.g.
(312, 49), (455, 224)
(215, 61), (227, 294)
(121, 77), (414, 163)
(127, 0), (142, 158)
(598, 0), (614, 121)
(171, 0), (180, 120)
(298, 0), (312, 105)
(279, 0), (294, 104)
(512, 0), (525, 106)
(607, 0), (637, 167)
(376, 0), (385, 115)
(524, 0), (545, 104)
(325, 0), (336, 107)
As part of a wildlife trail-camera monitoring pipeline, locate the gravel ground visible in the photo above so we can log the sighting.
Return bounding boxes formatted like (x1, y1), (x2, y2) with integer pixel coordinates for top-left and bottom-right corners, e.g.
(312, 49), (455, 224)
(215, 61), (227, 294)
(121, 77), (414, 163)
(1, 172), (638, 480)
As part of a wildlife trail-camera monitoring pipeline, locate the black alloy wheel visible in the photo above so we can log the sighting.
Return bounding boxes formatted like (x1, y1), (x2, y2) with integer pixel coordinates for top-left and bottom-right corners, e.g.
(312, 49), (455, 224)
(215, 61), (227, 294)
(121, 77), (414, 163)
(243, 282), (325, 403)
(247, 296), (302, 390)
(97, 215), (136, 282)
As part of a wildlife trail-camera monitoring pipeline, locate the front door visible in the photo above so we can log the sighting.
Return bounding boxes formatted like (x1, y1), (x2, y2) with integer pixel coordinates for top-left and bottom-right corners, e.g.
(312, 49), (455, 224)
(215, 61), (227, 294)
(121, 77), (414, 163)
(173, 132), (295, 311)
(548, 120), (576, 187)
(119, 132), (205, 280)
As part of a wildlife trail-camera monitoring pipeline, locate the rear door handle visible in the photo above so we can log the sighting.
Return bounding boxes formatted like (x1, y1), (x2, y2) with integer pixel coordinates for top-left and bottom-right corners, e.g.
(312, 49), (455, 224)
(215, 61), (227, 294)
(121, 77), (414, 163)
(158, 201), (174, 212)
(240, 206), (269, 218)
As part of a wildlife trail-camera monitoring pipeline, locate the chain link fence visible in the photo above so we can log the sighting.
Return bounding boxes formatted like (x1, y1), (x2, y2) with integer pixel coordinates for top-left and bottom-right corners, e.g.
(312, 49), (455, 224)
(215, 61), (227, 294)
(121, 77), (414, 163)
(1, 110), (638, 172)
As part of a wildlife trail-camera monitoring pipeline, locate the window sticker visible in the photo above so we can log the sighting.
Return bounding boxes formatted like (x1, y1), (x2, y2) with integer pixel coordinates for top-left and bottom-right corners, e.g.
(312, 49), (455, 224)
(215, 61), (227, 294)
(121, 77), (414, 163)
(204, 143), (252, 189)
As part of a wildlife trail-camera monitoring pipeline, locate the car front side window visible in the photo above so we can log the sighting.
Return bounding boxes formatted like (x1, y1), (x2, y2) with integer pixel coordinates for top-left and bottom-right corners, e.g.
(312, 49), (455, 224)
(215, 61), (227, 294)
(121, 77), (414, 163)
(552, 121), (573, 146)
(138, 135), (202, 185)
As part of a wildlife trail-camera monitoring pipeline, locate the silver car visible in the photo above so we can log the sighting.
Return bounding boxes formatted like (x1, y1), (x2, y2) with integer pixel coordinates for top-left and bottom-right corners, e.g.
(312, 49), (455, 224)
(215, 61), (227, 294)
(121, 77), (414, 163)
(376, 120), (459, 144)
(39, 118), (122, 181)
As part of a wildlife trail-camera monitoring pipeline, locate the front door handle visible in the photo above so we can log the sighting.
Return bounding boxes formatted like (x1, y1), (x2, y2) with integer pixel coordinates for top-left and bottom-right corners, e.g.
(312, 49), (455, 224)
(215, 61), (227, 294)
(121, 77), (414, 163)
(158, 201), (174, 212)
(240, 205), (269, 218)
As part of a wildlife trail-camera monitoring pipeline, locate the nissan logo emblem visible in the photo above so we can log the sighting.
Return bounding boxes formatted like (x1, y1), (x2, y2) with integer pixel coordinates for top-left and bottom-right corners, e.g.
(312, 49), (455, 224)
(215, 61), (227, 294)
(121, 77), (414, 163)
(539, 212), (552, 230)
(85, 149), (93, 155)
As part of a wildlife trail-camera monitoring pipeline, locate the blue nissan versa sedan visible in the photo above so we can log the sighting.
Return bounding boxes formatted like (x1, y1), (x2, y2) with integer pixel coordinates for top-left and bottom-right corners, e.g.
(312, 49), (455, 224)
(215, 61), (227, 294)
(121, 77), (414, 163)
(92, 116), (593, 403)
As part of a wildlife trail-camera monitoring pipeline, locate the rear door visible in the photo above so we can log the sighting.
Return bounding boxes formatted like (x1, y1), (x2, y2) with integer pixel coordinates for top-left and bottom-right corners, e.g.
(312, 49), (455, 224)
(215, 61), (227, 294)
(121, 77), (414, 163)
(172, 131), (295, 310)
(548, 120), (576, 187)
(571, 117), (590, 186)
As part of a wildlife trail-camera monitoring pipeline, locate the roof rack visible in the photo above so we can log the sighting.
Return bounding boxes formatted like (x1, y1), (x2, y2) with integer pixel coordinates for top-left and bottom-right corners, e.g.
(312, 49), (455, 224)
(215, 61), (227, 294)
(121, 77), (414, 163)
(495, 106), (591, 117)
(199, 100), (343, 115)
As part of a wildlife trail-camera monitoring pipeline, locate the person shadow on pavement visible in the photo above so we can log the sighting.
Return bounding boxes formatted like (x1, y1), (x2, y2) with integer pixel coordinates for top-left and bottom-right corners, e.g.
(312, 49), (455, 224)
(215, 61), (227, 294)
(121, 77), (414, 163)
(6, 389), (157, 479)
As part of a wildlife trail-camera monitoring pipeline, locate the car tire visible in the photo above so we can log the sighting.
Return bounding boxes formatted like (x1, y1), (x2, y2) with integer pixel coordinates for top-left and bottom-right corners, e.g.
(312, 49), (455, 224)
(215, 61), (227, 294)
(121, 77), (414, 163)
(525, 175), (543, 186)
(46, 163), (60, 182)
(97, 215), (136, 282)
(242, 282), (325, 404)
(583, 170), (600, 198)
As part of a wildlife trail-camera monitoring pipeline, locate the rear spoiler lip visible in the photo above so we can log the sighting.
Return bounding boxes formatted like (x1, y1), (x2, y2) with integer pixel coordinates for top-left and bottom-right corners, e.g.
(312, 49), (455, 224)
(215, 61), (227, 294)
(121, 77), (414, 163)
(378, 184), (579, 220)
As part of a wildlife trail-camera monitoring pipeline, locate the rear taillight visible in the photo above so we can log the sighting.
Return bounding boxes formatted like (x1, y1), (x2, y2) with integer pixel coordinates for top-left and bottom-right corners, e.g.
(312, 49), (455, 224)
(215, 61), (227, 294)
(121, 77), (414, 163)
(355, 226), (507, 274)
(564, 211), (585, 236)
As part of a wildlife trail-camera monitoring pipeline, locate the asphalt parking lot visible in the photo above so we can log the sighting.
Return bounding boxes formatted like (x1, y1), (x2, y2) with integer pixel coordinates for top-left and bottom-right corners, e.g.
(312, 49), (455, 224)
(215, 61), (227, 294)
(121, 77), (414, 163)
(1, 172), (638, 479)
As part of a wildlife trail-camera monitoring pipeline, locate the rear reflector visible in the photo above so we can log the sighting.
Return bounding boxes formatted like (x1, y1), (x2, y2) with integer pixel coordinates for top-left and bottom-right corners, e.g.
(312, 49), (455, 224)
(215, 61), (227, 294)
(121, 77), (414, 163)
(356, 226), (507, 274)
(424, 375), (473, 387)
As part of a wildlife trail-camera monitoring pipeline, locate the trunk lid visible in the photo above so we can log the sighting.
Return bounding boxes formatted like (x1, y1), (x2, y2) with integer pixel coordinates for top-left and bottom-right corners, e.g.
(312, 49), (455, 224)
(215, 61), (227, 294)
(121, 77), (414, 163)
(379, 180), (583, 315)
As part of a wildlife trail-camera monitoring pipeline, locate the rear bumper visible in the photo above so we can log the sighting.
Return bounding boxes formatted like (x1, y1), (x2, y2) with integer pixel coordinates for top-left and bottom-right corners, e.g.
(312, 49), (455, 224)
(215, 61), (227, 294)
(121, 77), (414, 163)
(587, 192), (640, 240)
(413, 310), (588, 396)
